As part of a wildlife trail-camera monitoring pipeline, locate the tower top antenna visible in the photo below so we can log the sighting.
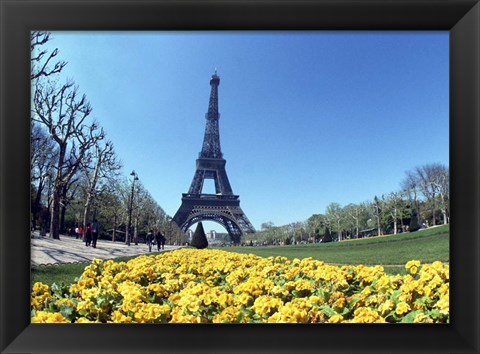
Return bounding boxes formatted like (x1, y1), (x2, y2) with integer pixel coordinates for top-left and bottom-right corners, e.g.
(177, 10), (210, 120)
(210, 68), (220, 85)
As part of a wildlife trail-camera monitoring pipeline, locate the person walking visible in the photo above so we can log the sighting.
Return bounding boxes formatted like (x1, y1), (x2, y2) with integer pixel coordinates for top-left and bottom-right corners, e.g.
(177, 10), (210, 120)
(155, 231), (166, 251)
(85, 223), (92, 247)
(78, 225), (83, 241)
(146, 230), (154, 252)
(91, 219), (99, 248)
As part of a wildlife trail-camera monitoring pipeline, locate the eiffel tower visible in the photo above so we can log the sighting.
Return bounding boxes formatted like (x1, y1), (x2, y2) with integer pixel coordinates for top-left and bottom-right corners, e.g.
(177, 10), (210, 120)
(172, 71), (255, 244)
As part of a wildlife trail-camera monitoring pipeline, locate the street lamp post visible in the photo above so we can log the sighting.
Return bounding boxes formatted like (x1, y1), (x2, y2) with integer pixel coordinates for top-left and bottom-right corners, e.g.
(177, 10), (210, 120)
(126, 170), (139, 246)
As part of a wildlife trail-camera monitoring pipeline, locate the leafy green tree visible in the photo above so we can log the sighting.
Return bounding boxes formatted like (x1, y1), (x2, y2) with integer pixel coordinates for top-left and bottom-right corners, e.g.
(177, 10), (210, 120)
(95, 182), (125, 241)
(381, 192), (409, 234)
(260, 221), (275, 230)
(191, 222), (208, 249)
(325, 202), (344, 241)
(306, 214), (326, 241)
(409, 209), (421, 232)
(344, 203), (370, 238)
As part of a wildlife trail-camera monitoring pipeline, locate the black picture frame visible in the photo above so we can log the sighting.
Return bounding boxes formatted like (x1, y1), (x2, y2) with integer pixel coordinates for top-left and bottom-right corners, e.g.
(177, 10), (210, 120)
(1, 1), (479, 353)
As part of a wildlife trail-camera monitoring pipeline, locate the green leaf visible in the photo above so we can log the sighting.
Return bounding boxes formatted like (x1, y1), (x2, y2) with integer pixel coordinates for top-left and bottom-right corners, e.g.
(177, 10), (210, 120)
(391, 290), (403, 304)
(59, 304), (74, 320)
(348, 296), (361, 309)
(319, 305), (337, 317)
(400, 311), (419, 323)
(428, 309), (440, 320)
(340, 306), (350, 316)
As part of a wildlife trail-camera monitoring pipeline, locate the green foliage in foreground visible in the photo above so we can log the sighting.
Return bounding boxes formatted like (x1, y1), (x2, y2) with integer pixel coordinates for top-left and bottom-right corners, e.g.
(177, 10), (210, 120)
(31, 225), (449, 287)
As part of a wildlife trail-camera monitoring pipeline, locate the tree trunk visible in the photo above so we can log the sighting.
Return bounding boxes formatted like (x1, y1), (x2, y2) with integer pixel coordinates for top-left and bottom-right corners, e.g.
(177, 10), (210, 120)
(337, 220), (342, 241)
(60, 204), (67, 234)
(393, 208), (398, 235)
(431, 206), (436, 226)
(112, 214), (117, 242)
(440, 194), (449, 224)
(83, 201), (91, 242)
(32, 178), (44, 229)
(49, 185), (62, 239)
(442, 209), (449, 224)
(49, 143), (67, 240)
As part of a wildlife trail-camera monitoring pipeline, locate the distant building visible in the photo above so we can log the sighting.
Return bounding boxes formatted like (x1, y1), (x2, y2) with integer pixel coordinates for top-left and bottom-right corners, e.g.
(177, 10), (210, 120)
(187, 229), (194, 242)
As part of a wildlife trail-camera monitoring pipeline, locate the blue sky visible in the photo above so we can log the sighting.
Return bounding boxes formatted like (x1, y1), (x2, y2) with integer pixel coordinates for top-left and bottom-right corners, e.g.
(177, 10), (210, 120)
(41, 31), (449, 232)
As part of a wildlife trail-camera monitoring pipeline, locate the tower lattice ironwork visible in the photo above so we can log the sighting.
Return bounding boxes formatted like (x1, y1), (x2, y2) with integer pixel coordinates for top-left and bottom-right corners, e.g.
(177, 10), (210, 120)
(172, 71), (255, 243)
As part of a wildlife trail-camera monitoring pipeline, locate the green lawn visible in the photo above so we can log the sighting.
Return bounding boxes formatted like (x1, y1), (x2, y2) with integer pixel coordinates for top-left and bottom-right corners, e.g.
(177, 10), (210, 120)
(31, 225), (449, 287)
(220, 225), (449, 275)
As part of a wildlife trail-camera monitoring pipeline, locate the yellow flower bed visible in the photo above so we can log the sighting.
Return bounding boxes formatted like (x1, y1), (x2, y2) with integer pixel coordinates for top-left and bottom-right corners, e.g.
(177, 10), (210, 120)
(31, 248), (449, 324)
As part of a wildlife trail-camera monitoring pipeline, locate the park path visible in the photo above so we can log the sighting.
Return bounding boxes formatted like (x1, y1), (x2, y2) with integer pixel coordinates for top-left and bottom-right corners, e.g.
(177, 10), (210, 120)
(31, 232), (183, 266)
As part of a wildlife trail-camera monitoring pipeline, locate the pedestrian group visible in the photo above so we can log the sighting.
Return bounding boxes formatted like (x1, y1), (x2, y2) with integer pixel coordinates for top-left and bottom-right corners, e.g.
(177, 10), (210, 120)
(146, 230), (166, 252)
(70, 221), (167, 252)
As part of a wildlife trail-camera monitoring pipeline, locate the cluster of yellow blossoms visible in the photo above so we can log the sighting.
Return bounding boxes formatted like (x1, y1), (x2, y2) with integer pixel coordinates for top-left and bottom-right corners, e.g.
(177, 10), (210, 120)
(31, 249), (449, 324)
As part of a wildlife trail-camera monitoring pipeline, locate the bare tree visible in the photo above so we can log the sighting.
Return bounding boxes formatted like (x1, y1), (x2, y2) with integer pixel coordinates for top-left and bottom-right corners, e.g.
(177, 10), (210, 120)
(33, 79), (103, 239)
(414, 164), (439, 225)
(59, 171), (81, 232)
(31, 31), (67, 80)
(81, 140), (122, 234)
(31, 123), (57, 228)
(401, 170), (422, 226)
(371, 196), (383, 236)
(434, 165), (450, 224)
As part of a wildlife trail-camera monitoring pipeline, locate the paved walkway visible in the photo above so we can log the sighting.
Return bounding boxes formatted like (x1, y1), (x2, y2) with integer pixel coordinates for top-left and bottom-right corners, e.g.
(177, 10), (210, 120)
(31, 232), (184, 266)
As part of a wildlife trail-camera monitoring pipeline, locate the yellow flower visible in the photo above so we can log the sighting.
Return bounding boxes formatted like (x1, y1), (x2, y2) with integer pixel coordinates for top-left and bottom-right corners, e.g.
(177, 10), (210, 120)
(327, 314), (343, 323)
(435, 294), (449, 315)
(32, 310), (69, 323)
(213, 306), (241, 323)
(76, 317), (99, 323)
(294, 279), (314, 293)
(252, 296), (283, 316)
(395, 301), (411, 315)
(332, 297), (346, 309)
(110, 311), (133, 323)
(233, 293), (253, 306)
(132, 303), (170, 323)
(405, 260), (421, 275)
(351, 307), (386, 323)
(378, 299), (394, 315)
(268, 303), (308, 323)
(413, 313), (434, 323)
(29, 249), (449, 324)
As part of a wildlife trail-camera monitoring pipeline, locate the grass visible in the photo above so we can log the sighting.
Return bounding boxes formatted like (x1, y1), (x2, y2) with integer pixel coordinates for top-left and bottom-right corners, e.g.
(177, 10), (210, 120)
(31, 225), (449, 286)
(220, 224), (449, 275)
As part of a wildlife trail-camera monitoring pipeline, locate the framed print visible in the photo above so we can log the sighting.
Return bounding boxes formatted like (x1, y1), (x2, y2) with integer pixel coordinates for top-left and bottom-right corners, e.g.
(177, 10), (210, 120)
(1, 0), (479, 353)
